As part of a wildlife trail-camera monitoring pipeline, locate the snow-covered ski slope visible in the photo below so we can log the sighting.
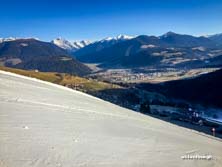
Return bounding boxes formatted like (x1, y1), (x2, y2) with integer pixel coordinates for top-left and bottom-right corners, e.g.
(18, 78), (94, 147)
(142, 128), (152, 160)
(0, 70), (221, 167)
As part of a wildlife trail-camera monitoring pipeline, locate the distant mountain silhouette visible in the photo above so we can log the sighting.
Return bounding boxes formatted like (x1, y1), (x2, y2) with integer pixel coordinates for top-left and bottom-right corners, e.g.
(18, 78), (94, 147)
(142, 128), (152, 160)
(208, 33), (222, 45)
(75, 32), (220, 68)
(0, 39), (91, 76)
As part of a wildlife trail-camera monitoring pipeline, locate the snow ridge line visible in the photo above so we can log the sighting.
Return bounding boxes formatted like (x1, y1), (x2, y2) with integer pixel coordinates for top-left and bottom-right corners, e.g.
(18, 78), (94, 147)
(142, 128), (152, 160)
(0, 70), (103, 101)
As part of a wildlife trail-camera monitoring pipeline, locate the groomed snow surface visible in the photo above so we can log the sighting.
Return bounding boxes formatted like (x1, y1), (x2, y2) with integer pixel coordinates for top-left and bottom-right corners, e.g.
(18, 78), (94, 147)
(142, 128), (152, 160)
(0, 70), (222, 167)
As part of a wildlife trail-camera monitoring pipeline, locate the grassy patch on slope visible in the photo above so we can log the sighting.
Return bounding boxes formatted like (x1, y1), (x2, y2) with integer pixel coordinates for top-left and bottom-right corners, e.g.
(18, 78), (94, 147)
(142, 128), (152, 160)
(0, 66), (120, 93)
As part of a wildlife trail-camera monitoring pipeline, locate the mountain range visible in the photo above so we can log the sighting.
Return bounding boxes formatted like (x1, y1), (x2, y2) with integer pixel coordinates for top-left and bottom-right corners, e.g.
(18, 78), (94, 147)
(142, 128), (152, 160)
(1, 32), (222, 74)
(74, 32), (222, 68)
(208, 33), (222, 44)
(0, 39), (91, 75)
(51, 38), (91, 53)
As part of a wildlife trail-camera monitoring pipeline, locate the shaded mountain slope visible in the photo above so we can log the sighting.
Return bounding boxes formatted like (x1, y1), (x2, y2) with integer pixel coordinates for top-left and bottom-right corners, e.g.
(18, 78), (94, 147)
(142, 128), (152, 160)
(137, 69), (222, 108)
(75, 33), (219, 68)
(0, 39), (91, 76)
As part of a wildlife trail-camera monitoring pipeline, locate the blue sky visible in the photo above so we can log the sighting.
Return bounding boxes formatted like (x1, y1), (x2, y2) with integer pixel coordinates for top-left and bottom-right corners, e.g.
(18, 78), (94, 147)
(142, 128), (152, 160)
(0, 0), (222, 41)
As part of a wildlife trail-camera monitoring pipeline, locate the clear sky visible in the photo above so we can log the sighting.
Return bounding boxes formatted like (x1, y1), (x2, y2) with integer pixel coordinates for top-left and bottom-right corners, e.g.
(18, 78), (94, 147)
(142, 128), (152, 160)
(0, 0), (222, 41)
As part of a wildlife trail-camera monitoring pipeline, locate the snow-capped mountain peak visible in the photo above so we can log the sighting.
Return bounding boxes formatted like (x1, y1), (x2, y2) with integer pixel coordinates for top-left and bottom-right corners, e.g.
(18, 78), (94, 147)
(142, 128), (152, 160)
(116, 34), (134, 40)
(52, 38), (74, 50)
(0, 37), (40, 43)
(52, 38), (91, 52)
(0, 37), (17, 43)
(73, 40), (91, 48)
(101, 34), (134, 42)
(102, 37), (113, 41)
